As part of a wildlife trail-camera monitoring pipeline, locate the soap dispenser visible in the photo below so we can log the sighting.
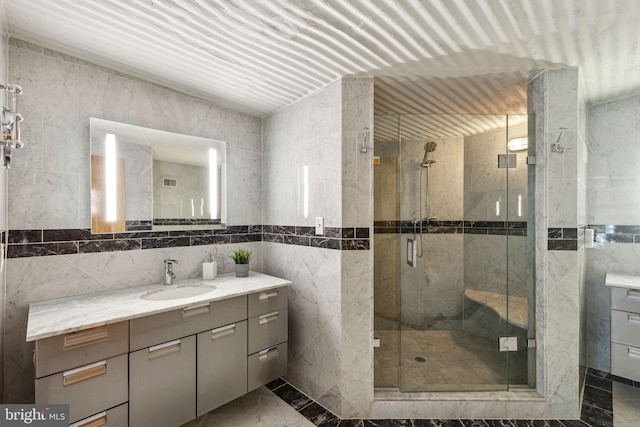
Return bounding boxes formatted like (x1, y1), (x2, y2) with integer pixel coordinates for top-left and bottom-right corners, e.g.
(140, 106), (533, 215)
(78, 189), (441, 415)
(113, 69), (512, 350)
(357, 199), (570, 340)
(202, 255), (217, 280)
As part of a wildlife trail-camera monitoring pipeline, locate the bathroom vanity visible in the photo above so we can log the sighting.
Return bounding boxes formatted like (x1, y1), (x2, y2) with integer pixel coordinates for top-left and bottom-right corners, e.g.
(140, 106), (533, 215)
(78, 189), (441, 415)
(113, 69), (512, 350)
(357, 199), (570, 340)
(27, 272), (290, 427)
(605, 272), (640, 383)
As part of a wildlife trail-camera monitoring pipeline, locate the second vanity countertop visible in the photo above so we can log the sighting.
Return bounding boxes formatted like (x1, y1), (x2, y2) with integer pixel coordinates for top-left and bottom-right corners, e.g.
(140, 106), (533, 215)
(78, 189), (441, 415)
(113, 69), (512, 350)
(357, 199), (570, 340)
(27, 272), (291, 342)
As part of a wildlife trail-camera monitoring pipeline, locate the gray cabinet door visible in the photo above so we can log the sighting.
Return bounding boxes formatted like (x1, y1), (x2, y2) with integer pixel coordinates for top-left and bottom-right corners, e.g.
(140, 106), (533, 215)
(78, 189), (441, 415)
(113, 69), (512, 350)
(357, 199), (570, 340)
(197, 321), (248, 416)
(129, 336), (196, 427)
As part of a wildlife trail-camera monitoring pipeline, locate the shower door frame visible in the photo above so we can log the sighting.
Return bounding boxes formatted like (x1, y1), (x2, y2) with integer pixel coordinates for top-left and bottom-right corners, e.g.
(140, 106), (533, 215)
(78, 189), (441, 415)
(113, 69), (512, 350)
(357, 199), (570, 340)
(373, 113), (536, 393)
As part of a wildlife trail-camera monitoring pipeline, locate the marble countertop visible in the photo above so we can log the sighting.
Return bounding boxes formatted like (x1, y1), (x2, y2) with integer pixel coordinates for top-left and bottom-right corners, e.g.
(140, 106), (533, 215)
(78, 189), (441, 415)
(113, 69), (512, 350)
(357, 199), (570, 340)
(605, 272), (640, 290)
(27, 272), (291, 342)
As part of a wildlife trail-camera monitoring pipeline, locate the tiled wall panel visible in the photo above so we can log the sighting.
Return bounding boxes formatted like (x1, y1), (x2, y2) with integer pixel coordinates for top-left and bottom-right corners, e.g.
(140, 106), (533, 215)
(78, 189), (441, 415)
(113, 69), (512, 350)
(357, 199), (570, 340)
(4, 39), (263, 402)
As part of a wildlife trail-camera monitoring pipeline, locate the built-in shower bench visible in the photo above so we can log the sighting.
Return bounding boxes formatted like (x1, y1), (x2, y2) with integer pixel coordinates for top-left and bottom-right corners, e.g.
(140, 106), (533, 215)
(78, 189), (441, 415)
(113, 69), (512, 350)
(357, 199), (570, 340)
(463, 289), (528, 329)
(463, 289), (529, 351)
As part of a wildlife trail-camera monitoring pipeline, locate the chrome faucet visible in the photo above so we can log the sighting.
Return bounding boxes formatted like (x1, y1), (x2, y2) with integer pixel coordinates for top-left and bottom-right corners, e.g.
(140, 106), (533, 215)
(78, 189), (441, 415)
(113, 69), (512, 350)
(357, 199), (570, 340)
(164, 259), (181, 285)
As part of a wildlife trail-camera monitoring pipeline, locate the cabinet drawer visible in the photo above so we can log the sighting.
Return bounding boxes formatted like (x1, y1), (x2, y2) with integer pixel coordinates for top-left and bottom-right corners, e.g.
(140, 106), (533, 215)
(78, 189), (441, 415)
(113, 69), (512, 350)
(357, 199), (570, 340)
(197, 321), (248, 416)
(248, 342), (287, 392)
(35, 354), (128, 424)
(611, 287), (640, 314)
(70, 403), (128, 427)
(248, 287), (288, 318)
(35, 321), (129, 378)
(130, 335), (196, 427)
(130, 295), (247, 351)
(248, 309), (288, 355)
(611, 309), (640, 347)
(611, 341), (640, 382)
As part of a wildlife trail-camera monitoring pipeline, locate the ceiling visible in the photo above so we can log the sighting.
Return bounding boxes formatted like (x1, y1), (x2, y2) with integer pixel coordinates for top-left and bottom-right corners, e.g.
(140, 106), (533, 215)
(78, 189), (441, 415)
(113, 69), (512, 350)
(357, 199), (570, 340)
(4, 0), (639, 126)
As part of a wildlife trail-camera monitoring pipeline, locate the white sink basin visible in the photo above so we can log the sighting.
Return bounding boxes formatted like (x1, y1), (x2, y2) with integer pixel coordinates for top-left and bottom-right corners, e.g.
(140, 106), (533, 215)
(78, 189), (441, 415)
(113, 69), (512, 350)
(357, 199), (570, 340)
(141, 285), (217, 301)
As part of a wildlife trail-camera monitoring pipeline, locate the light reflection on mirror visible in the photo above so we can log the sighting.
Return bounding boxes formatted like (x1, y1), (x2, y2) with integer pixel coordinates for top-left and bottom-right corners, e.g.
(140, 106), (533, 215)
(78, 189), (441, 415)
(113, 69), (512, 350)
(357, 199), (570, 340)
(90, 118), (226, 234)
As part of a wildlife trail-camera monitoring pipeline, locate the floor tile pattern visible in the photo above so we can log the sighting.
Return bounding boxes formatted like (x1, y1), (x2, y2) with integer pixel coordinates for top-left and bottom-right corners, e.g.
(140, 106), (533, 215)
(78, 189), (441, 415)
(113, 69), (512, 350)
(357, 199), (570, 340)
(183, 368), (638, 426)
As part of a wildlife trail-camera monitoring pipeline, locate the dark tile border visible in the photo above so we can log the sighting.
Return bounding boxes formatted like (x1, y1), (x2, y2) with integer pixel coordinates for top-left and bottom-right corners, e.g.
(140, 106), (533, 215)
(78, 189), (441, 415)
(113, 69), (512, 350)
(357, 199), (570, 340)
(373, 220), (527, 237)
(591, 223), (640, 244)
(6, 224), (371, 258)
(266, 376), (610, 427)
(547, 227), (579, 251)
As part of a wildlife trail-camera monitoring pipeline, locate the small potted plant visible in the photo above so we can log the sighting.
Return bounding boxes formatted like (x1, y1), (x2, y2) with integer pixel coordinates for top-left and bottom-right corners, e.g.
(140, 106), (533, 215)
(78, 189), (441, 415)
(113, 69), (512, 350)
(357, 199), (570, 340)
(229, 248), (252, 277)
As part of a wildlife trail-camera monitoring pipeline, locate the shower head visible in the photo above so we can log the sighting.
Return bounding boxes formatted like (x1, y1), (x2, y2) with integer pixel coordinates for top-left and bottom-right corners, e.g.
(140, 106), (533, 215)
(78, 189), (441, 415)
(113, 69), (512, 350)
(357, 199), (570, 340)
(424, 141), (437, 152)
(421, 141), (437, 166)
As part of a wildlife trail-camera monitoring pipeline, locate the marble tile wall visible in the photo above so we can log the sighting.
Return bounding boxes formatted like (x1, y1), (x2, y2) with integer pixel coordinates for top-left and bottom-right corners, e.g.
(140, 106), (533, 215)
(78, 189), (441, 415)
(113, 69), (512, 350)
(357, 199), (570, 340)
(464, 123), (528, 223)
(3, 39), (263, 403)
(529, 68), (583, 419)
(262, 80), (345, 409)
(400, 136), (464, 221)
(0, 15), (7, 403)
(262, 78), (376, 418)
(585, 93), (640, 373)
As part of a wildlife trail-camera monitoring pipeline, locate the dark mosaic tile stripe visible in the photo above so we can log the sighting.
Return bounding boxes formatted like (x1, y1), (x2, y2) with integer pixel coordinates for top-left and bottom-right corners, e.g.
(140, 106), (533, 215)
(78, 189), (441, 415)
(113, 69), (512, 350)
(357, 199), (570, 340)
(325, 227), (343, 238)
(264, 378), (286, 390)
(263, 233), (285, 244)
(363, 420), (412, 426)
(548, 239), (578, 250)
(141, 236), (191, 250)
(579, 403), (612, 427)
(413, 420), (464, 427)
(7, 224), (371, 257)
(299, 402), (341, 427)
(585, 368), (612, 392)
(44, 228), (106, 241)
(190, 235), (231, 246)
(230, 233), (262, 243)
(115, 231), (169, 239)
(284, 235), (311, 246)
(582, 385), (612, 412)
(79, 239), (141, 253)
(512, 421), (565, 426)
(271, 383), (313, 411)
(8, 242), (78, 258)
(460, 421), (515, 427)
(342, 239), (370, 250)
(268, 378), (610, 427)
(8, 229), (43, 243)
(311, 237), (341, 250)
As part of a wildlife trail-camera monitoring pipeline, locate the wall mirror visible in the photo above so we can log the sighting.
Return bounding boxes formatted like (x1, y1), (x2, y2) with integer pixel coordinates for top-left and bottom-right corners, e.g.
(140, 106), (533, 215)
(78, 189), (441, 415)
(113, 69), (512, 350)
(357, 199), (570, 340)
(90, 118), (226, 233)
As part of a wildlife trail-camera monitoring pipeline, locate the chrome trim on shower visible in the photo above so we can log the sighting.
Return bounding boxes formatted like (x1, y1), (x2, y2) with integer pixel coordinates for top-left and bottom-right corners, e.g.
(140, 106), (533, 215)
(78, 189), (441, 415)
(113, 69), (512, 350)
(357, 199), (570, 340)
(0, 83), (25, 168)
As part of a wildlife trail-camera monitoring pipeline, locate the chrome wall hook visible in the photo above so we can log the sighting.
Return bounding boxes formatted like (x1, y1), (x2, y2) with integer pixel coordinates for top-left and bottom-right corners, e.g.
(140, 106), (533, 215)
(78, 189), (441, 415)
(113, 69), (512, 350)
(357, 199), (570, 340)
(359, 127), (371, 154)
(551, 127), (571, 153)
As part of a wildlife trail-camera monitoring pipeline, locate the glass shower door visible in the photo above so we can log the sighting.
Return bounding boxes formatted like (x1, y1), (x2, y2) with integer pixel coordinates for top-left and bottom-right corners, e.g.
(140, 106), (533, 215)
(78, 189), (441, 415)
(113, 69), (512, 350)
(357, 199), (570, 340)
(392, 114), (533, 392)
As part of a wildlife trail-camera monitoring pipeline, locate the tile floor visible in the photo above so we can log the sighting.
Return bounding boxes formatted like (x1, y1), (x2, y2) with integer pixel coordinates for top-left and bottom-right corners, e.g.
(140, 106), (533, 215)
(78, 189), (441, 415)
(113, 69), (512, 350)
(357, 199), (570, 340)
(182, 370), (640, 426)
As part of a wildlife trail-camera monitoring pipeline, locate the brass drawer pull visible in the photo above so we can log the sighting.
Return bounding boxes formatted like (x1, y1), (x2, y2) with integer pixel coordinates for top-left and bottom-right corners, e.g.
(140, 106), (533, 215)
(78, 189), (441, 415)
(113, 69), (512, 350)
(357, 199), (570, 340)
(210, 324), (236, 340)
(259, 312), (279, 325)
(258, 347), (279, 363)
(259, 290), (278, 301)
(629, 346), (640, 360)
(148, 339), (181, 360)
(70, 412), (107, 427)
(64, 325), (108, 350)
(627, 289), (640, 300)
(182, 303), (210, 319)
(63, 360), (107, 387)
(628, 313), (640, 326)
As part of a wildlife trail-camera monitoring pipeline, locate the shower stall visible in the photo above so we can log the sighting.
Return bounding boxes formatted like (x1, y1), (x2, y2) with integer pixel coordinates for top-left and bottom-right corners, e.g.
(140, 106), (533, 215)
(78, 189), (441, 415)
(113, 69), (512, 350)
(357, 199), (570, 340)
(373, 114), (536, 392)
